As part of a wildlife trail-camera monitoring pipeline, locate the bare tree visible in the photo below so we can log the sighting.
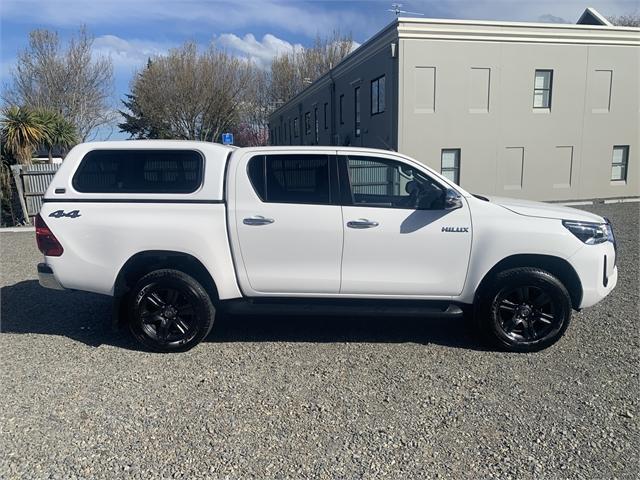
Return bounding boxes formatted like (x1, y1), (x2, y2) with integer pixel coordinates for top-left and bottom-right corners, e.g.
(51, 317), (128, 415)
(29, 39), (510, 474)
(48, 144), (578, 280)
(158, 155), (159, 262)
(120, 43), (255, 143)
(5, 27), (114, 141)
(234, 68), (272, 146)
(270, 31), (355, 106)
(608, 13), (640, 26)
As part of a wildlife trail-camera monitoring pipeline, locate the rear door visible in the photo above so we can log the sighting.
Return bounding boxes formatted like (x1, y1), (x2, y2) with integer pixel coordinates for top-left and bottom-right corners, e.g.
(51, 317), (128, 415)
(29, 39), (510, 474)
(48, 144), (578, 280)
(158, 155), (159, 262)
(338, 152), (472, 296)
(229, 150), (343, 295)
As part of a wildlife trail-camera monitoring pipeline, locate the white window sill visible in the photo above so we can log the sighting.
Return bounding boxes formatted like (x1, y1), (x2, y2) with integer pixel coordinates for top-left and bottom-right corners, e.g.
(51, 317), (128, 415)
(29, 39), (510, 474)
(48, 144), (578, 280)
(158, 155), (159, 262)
(610, 180), (627, 186)
(532, 108), (551, 114)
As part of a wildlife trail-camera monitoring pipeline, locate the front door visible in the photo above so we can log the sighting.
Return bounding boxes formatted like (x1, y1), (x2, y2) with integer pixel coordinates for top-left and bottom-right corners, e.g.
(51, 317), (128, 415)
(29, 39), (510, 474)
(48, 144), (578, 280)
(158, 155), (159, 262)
(232, 151), (343, 295)
(339, 153), (472, 296)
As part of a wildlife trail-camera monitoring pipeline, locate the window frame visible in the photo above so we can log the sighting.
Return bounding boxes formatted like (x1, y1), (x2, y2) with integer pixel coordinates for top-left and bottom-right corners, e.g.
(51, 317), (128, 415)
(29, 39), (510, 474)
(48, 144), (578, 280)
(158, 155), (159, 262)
(354, 87), (361, 137)
(533, 69), (553, 109)
(339, 94), (344, 124)
(246, 153), (340, 206)
(611, 145), (629, 182)
(293, 118), (299, 138)
(337, 155), (449, 211)
(371, 75), (385, 115)
(314, 106), (319, 144)
(441, 148), (461, 185)
(304, 112), (311, 135)
(324, 102), (329, 130)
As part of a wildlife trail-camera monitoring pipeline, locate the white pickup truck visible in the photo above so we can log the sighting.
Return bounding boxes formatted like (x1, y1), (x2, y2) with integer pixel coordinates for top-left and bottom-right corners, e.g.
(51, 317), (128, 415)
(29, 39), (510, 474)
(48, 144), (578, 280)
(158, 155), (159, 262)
(36, 141), (617, 353)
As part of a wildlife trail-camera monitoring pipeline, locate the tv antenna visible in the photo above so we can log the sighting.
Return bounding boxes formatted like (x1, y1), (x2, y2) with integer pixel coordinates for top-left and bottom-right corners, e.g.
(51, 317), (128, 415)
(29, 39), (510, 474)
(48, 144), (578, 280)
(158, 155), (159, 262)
(388, 3), (424, 17)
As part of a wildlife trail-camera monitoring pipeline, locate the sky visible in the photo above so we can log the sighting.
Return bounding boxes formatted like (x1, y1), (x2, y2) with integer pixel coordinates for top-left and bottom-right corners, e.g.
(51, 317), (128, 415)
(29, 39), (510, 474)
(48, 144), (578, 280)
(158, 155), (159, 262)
(0, 0), (637, 139)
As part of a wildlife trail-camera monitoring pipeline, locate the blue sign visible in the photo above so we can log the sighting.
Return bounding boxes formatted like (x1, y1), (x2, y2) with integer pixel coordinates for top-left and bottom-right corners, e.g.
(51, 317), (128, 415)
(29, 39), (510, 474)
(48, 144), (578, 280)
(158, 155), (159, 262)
(221, 133), (234, 145)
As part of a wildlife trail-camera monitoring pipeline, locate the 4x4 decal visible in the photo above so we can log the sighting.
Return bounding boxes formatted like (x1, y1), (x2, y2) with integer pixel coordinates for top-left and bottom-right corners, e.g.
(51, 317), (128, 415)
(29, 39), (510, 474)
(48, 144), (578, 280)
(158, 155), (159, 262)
(49, 209), (81, 219)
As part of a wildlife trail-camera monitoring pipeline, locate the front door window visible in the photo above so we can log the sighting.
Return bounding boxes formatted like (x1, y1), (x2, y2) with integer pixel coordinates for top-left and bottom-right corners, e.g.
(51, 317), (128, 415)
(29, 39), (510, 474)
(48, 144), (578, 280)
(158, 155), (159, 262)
(345, 156), (445, 210)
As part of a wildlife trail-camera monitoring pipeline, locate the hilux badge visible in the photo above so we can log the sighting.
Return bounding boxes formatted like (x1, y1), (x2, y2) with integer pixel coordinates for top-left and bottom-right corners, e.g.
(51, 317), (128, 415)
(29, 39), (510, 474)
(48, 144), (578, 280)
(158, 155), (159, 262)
(442, 226), (469, 233)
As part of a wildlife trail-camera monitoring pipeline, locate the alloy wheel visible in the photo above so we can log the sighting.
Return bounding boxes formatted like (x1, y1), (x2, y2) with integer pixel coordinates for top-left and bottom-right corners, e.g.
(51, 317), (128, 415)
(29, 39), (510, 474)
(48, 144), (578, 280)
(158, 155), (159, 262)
(138, 286), (199, 346)
(495, 285), (559, 342)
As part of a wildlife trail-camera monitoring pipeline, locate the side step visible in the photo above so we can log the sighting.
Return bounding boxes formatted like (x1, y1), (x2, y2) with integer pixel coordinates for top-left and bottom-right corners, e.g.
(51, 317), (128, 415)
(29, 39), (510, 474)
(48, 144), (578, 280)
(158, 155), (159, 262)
(219, 298), (465, 319)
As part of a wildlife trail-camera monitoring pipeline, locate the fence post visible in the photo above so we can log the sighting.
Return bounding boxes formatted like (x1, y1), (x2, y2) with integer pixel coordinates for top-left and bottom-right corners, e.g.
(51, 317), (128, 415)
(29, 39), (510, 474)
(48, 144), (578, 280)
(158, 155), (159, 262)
(10, 165), (30, 226)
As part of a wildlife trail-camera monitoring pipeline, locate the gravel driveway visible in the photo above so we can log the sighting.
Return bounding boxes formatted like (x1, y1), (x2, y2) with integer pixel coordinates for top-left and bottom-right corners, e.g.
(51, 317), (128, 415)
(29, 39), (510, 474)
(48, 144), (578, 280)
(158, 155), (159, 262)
(1, 203), (638, 479)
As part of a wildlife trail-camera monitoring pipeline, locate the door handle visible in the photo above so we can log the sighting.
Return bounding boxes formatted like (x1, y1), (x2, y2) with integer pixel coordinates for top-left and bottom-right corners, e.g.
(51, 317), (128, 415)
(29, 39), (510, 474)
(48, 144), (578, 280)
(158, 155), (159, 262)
(243, 215), (275, 226)
(347, 219), (379, 229)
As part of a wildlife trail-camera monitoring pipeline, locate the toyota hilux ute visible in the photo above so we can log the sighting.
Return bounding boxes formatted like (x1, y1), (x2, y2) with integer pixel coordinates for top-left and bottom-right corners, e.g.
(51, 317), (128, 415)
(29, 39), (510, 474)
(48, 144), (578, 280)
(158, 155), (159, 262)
(36, 141), (617, 352)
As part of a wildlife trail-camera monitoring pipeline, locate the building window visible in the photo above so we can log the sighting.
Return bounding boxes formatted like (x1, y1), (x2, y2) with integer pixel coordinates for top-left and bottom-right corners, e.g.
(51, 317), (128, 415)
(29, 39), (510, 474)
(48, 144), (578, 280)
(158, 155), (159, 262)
(324, 102), (328, 129)
(371, 75), (385, 115)
(293, 118), (299, 137)
(354, 87), (361, 137)
(289, 119), (292, 144)
(314, 107), (319, 144)
(339, 94), (344, 124)
(611, 146), (629, 181)
(441, 149), (461, 184)
(533, 70), (553, 109)
(304, 112), (311, 135)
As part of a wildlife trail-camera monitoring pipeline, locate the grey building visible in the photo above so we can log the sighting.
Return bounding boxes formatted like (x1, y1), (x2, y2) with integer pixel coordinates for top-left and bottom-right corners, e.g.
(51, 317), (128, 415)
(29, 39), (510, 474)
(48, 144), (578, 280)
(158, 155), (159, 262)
(268, 8), (639, 201)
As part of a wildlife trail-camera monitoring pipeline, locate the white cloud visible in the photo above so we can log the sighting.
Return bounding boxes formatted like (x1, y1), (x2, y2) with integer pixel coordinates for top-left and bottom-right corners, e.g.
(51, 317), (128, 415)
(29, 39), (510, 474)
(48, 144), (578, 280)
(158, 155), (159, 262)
(217, 34), (361, 70)
(412, 0), (635, 23)
(537, 14), (570, 24)
(93, 35), (174, 72)
(216, 33), (302, 69)
(91, 32), (307, 72)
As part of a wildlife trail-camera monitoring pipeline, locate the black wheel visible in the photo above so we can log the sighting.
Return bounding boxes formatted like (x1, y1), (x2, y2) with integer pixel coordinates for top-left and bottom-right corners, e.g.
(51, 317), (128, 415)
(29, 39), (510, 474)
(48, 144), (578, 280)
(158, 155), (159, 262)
(128, 269), (215, 352)
(477, 268), (572, 352)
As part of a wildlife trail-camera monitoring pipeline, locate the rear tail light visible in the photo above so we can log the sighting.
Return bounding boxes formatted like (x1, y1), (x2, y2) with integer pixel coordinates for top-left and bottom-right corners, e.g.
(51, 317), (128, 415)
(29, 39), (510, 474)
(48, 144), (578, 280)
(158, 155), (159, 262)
(35, 214), (64, 256)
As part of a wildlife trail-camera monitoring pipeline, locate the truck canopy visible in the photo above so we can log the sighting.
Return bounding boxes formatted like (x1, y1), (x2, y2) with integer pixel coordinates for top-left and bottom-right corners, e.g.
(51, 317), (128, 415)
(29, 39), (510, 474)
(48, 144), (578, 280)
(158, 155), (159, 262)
(44, 140), (235, 202)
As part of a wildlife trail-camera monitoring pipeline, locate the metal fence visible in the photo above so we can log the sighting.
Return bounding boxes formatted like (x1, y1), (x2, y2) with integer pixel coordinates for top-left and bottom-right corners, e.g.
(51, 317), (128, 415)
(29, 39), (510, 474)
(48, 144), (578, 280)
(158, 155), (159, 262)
(11, 163), (60, 224)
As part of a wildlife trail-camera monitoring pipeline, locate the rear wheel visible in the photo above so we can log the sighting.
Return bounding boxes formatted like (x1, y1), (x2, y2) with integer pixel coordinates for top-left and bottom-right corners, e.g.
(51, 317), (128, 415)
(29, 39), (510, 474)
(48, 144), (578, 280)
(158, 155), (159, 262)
(128, 269), (215, 352)
(477, 267), (572, 352)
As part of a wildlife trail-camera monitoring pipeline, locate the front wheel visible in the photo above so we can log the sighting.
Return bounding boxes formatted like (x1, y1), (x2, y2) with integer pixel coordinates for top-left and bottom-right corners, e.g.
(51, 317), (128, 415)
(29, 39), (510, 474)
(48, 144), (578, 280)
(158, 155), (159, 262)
(477, 268), (572, 352)
(128, 269), (215, 352)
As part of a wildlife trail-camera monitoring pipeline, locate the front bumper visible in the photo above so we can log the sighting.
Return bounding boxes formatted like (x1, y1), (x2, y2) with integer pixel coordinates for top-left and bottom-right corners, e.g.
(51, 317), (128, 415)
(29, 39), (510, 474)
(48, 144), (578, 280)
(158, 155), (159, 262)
(37, 263), (65, 290)
(568, 241), (618, 309)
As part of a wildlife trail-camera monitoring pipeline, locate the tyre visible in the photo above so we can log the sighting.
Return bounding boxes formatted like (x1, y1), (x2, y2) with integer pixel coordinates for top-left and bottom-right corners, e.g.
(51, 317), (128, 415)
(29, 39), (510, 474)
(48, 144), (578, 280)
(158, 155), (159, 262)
(128, 269), (215, 352)
(477, 267), (572, 352)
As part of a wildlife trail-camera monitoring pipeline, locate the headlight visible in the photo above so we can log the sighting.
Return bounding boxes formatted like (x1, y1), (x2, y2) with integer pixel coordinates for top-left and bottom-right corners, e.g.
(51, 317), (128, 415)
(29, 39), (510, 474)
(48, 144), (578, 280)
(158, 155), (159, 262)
(562, 220), (613, 245)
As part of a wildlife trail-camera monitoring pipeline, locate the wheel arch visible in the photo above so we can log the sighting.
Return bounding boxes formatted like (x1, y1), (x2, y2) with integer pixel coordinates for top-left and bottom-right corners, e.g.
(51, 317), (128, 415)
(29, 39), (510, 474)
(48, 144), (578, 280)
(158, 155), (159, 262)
(475, 254), (583, 310)
(114, 250), (219, 300)
(112, 250), (219, 328)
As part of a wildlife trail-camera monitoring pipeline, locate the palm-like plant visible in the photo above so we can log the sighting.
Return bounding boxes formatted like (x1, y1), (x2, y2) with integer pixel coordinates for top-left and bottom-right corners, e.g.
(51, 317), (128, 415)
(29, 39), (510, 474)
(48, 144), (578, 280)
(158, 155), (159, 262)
(38, 110), (79, 162)
(0, 106), (46, 165)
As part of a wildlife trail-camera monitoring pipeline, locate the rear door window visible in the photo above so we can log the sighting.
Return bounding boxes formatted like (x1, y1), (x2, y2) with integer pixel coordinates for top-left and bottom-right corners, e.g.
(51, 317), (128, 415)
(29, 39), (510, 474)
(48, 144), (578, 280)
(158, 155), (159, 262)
(247, 154), (333, 205)
(73, 149), (203, 193)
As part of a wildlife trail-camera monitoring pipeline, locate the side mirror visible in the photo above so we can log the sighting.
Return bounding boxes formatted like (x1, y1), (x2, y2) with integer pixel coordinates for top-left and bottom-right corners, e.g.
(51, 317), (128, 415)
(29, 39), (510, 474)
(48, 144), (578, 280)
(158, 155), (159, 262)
(444, 189), (463, 210)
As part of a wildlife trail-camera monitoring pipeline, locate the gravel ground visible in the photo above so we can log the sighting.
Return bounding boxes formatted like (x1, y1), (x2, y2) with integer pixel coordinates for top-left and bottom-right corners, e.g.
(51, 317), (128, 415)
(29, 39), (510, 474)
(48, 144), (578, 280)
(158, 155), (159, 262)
(1, 203), (638, 479)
